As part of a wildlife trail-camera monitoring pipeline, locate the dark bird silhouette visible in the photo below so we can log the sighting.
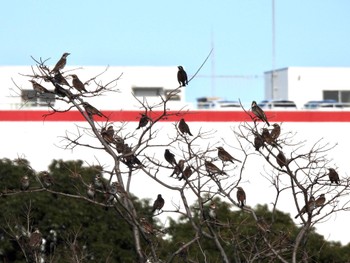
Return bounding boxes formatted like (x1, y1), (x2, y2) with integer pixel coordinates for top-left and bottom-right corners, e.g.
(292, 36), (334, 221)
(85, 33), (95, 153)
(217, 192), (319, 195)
(82, 102), (104, 119)
(51, 52), (70, 73)
(20, 175), (30, 191)
(71, 74), (87, 92)
(251, 101), (270, 126)
(29, 80), (49, 93)
(179, 165), (193, 181)
(237, 187), (246, 208)
(152, 194), (165, 214)
(294, 196), (315, 219)
(254, 133), (265, 151)
(276, 151), (287, 168)
(122, 144), (143, 168)
(54, 83), (71, 98)
(270, 123), (281, 140)
(101, 125), (115, 144)
(205, 160), (226, 176)
(29, 228), (42, 249)
(178, 118), (192, 136)
(315, 194), (326, 207)
(86, 183), (95, 200)
(54, 72), (70, 86)
(170, 159), (185, 178)
(40, 171), (54, 188)
(217, 146), (241, 164)
(164, 149), (177, 166)
(136, 113), (149, 129)
(177, 66), (188, 86)
(328, 168), (340, 185)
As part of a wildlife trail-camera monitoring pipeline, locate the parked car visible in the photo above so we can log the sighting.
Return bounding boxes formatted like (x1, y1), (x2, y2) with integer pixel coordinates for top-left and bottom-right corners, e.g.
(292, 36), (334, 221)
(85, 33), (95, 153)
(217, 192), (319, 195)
(258, 100), (297, 110)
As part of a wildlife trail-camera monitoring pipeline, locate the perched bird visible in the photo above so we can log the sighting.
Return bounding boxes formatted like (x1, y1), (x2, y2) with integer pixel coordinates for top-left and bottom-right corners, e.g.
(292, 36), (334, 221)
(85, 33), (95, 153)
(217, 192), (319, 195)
(170, 159), (185, 178)
(93, 174), (106, 191)
(51, 52), (70, 73)
(82, 102), (104, 119)
(177, 66), (188, 86)
(140, 217), (154, 235)
(208, 202), (217, 221)
(251, 101), (270, 126)
(86, 183), (95, 200)
(29, 80), (49, 93)
(20, 175), (30, 191)
(71, 74), (87, 92)
(294, 196), (316, 219)
(276, 151), (287, 168)
(29, 228), (42, 249)
(270, 123), (281, 140)
(122, 144), (143, 168)
(236, 187), (246, 208)
(254, 133), (265, 151)
(315, 194), (326, 207)
(179, 165), (193, 181)
(164, 149), (177, 166)
(178, 118), (193, 136)
(151, 194), (165, 214)
(54, 83), (71, 98)
(115, 136), (126, 154)
(40, 171), (54, 188)
(101, 126), (115, 144)
(136, 113), (149, 129)
(54, 72), (70, 86)
(328, 168), (340, 185)
(105, 182), (119, 204)
(217, 146), (241, 164)
(205, 160), (226, 176)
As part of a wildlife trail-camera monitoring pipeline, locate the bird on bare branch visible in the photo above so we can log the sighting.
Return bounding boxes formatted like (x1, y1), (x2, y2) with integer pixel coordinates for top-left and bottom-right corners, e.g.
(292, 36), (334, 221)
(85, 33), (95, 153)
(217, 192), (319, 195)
(205, 160), (226, 176)
(178, 118), (192, 136)
(177, 66), (188, 87)
(251, 101), (270, 126)
(29, 80), (49, 93)
(152, 194), (165, 214)
(294, 196), (315, 219)
(71, 74), (87, 92)
(51, 52), (70, 73)
(136, 113), (149, 129)
(236, 187), (246, 208)
(328, 168), (340, 185)
(270, 123), (281, 140)
(217, 146), (241, 164)
(82, 102), (105, 119)
(164, 149), (177, 167)
(276, 151), (287, 168)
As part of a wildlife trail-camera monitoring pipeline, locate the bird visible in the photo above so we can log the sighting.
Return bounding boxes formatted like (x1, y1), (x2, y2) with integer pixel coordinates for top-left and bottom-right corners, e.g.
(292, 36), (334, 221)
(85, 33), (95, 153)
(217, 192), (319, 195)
(328, 168), (340, 185)
(164, 149), (177, 166)
(29, 80), (49, 93)
(151, 194), (165, 214)
(29, 228), (42, 249)
(71, 74), (87, 92)
(315, 194), (326, 207)
(177, 66), (188, 86)
(251, 101), (270, 126)
(54, 72), (70, 86)
(93, 174), (106, 191)
(122, 144), (143, 168)
(86, 183), (95, 200)
(178, 118), (193, 136)
(115, 136), (126, 154)
(170, 159), (185, 178)
(51, 52), (70, 73)
(236, 187), (246, 208)
(254, 133), (264, 151)
(101, 125), (116, 144)
(179, 165), (193, 181)
(276, 151), (287, 168)
(270, 123), (281, 140)
(217, 146), (241, 164)
(208, 202), (217, 221)
(140, 217), (154, 235)
(136, 113), (149, 129)
(105, 182), (119, 204)
(205, 160), (226, 176)
(294, 196), (316, 219)
(82, 102), (104, 118)
(54, 83), (71, 98)
(40, 171), (54, 188)
(20, 175), (30, 191)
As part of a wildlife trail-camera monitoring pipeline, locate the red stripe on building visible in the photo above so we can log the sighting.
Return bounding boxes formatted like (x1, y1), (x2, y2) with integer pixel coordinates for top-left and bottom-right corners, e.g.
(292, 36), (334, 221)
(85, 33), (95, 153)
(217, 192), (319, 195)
(1, 110), (350, 122)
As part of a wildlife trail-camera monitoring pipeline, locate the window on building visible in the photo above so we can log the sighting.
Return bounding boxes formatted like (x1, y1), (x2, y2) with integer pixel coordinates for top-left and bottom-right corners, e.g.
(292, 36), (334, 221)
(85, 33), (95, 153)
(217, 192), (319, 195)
(21, 89), (55, 106)
(132, 87), (163, 97)
(323, 90), (350, 103)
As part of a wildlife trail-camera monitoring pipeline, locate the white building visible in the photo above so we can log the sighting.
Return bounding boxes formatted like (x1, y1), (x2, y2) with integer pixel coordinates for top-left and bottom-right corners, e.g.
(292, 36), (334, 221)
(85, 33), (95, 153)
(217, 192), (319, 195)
(264, 67), (350, 108)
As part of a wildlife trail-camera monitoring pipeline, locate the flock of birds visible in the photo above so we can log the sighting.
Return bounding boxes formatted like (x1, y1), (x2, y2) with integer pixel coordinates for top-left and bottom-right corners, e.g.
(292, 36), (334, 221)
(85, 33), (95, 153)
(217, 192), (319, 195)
(23, 53), (342, 239)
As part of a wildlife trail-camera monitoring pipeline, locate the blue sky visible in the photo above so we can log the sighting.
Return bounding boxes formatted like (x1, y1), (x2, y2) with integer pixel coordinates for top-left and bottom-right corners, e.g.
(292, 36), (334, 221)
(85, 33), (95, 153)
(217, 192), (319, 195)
(2, 1), (350, 104)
